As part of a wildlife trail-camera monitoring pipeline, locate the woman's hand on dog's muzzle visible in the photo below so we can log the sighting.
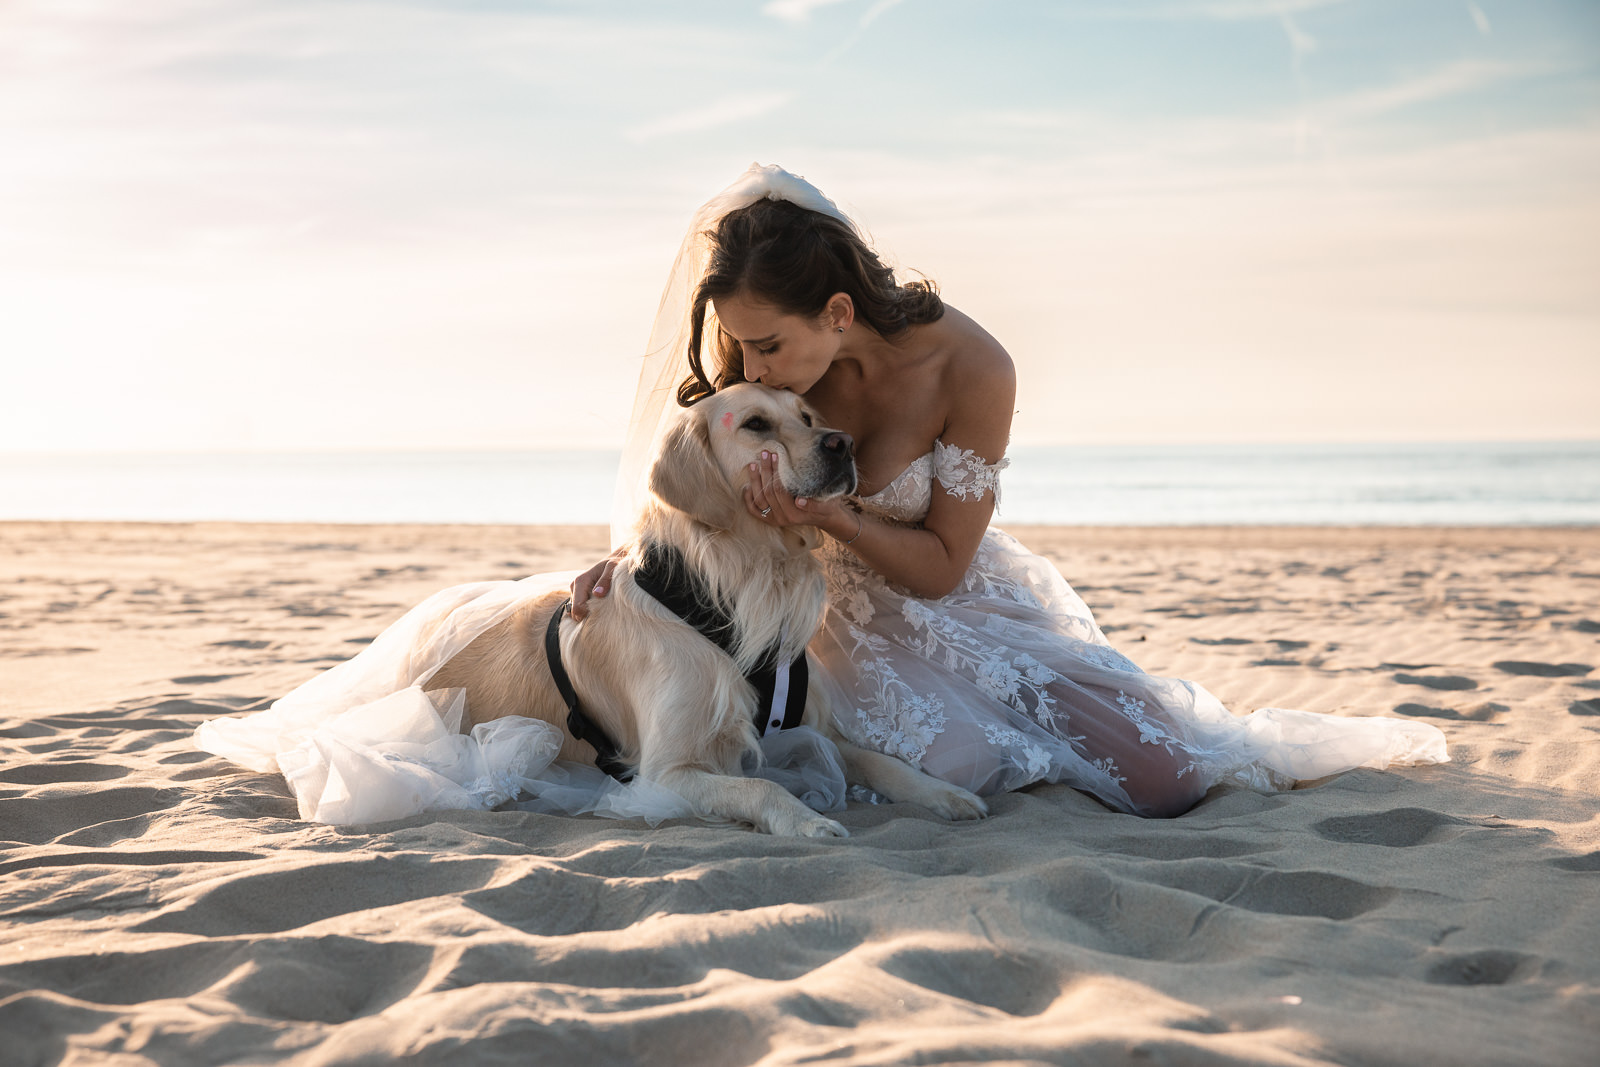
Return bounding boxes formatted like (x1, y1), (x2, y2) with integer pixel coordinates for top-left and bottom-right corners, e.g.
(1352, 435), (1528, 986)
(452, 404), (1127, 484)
(745, 451), (850, 536)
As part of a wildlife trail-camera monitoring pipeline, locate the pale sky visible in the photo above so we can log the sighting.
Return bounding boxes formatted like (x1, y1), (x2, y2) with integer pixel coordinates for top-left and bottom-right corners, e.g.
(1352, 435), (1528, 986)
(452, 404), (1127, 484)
(3, 0), (1596, 452)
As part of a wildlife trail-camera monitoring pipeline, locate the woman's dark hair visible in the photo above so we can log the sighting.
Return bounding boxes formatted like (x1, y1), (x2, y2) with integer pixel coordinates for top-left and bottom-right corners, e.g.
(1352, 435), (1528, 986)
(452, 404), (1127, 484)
(677, 197), (944, 405)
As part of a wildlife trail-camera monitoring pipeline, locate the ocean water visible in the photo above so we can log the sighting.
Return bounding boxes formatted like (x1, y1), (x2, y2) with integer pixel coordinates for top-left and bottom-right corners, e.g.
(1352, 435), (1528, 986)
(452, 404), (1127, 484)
(0, 442), (1595, 527)
(1001, 441), (1600, 526)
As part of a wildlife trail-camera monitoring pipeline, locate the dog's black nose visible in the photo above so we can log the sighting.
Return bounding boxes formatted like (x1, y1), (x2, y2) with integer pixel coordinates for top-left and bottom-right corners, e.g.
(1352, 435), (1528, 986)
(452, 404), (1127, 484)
(821, 431), (853, 457)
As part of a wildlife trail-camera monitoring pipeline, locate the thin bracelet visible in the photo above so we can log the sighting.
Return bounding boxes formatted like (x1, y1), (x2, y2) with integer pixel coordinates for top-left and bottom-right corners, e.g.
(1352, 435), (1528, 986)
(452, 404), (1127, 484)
(841, 509), (864, 545)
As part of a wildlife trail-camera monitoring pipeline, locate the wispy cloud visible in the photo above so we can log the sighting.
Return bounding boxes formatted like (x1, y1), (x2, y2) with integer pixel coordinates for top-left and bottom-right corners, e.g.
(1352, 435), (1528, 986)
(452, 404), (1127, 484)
(1176, 0), (1349, 18)
(821, 0), (907, 65)
(1088, 0), (1337, 77)
(624, 92), (794, 142)
(1081, 0), (1351, 21)
(763, 0), (854, 23)
(859, 0), (906, 28)
(758, 0), (908, 64)
(951, 55), (1550, 173)
(1323, 58), (1526, 121)
(1280, 10), (1318, 74)
(1467, 2), (1492, 37)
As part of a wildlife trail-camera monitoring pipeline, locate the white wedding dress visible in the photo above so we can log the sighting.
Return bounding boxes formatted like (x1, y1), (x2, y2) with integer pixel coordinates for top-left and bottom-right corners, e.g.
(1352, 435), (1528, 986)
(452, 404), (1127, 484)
(808, 441), (1449, 817)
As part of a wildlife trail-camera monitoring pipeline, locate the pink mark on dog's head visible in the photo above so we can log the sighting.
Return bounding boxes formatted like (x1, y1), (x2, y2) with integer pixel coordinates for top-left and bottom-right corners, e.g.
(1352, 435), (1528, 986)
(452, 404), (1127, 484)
(720, 412), (736, 430)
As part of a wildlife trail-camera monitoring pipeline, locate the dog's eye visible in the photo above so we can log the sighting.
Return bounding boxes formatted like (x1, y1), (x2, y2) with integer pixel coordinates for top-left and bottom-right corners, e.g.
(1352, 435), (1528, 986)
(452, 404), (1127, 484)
(741, 416), (772, 434)
(800, 412), (813, 427)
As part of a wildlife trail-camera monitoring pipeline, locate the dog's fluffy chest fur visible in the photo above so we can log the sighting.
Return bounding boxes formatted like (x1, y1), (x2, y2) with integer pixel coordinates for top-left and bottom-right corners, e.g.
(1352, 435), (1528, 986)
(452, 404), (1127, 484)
(624, 503), (828, 674)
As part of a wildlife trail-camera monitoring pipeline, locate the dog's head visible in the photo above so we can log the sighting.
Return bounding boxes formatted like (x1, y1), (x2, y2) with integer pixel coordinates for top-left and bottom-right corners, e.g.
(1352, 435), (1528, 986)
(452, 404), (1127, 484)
(649, 383), (857, 530)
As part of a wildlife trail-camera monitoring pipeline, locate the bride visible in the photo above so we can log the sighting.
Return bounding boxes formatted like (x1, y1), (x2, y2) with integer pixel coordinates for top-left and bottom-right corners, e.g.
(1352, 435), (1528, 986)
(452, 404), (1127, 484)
(577, 162), (1449, 818)
(195, 163), (1447, 825)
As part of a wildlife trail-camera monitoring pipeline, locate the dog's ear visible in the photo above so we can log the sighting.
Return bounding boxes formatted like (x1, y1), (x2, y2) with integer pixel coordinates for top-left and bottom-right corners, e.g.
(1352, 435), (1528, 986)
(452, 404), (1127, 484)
(649, 408), (741, 528)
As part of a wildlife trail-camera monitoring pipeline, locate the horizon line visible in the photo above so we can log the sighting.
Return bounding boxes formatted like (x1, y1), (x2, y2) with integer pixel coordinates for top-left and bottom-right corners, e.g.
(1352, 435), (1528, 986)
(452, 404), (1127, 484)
(3, 437), (1598, 460)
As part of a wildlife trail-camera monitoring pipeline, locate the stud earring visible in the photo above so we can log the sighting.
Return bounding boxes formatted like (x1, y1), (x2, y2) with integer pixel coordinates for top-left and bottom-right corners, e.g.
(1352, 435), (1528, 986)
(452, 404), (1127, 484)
(836, 327), (844, 333)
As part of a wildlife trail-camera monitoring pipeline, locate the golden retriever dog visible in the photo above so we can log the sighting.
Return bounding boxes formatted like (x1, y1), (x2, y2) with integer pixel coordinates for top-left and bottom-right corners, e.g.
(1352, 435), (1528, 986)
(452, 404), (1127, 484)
(426, 383), (987, 837)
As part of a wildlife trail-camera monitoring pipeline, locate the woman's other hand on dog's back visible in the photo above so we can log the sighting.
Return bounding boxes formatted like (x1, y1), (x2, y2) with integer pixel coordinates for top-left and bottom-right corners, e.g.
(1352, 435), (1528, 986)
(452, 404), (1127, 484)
(571, 552), (621, 621)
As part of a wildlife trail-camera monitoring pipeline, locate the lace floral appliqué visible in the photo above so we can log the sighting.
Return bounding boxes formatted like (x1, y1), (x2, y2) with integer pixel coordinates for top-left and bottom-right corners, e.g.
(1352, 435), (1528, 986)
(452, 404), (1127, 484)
(982, 723), (1054, 777)
(900, 598), (1062, 728)
(846, 633), (949, 768)
(933, 440), (1008, 506)
(1116, 690), (1197, 777)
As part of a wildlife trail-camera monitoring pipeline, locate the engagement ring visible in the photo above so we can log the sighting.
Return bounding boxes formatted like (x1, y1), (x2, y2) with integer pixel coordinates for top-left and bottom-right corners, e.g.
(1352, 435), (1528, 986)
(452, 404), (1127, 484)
(760, 506), (772, 517)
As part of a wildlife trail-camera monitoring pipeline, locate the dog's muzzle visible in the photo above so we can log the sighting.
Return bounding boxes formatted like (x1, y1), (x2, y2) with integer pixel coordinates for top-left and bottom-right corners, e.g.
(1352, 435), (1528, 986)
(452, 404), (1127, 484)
(817, 431), (858, 497)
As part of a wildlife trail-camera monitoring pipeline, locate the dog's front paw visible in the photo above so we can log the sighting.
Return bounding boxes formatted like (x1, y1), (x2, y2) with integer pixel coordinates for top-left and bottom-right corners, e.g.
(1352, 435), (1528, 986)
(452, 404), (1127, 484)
(799, 815), (849, 838)
(770, 809), (849, 838)
(924, 783), (988, 821)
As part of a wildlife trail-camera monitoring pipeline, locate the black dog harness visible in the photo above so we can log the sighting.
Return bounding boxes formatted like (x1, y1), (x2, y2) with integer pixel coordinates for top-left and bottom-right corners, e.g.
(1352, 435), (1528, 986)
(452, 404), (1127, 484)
(545, 543), (809, 781)
(545, 597), (633, 781)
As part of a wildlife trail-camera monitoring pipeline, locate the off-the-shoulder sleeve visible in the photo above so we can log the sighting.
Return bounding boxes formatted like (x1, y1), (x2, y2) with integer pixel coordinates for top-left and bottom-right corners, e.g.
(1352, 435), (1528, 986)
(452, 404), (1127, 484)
(932, 439), (1008, 506)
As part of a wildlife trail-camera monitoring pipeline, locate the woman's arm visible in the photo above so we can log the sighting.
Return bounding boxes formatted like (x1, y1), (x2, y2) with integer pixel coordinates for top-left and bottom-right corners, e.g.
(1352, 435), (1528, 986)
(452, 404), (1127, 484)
(748, 333), (1016, 600)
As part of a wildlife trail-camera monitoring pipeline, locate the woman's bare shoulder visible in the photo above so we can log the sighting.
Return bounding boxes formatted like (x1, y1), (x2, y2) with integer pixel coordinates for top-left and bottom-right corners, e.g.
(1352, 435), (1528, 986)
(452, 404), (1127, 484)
(934, 305), (1015, 405)
(925, 305), (1015, 454)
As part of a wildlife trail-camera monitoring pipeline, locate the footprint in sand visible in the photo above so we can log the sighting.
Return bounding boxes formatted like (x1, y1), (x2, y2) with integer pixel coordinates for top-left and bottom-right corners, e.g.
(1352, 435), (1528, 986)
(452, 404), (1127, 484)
(134, 855), (502, 936)
(1572, 619), (1600, 634)
(1549, 851), (1600, 872)
(5, 785), (184, 847)
(873, 944), (1062, 1018)
(1569, 699), (1600, 717)
(1312, 808), (1467, 847)
(1203, 870), (1395, 921)
(0, 928), (430, 1027)
(211, 939), (437, 1024)
(0, 761), (131, 785)
(159, 749), (214, 766)
(1190, 637), (1254, 646)
(1491, 660), (1593, 677)
(0, 721), (55, 740)
(0, 647), (95, 658)
(1393, 672), (1478, 691)
(1394, 702), (1505, 722)
(171, 674), (245, 686)
(1423, 949), (1534, 987)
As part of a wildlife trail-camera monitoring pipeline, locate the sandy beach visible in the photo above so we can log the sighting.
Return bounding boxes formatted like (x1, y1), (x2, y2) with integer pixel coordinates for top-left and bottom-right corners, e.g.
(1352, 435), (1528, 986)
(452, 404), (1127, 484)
(1, 520), (1596, 1066)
